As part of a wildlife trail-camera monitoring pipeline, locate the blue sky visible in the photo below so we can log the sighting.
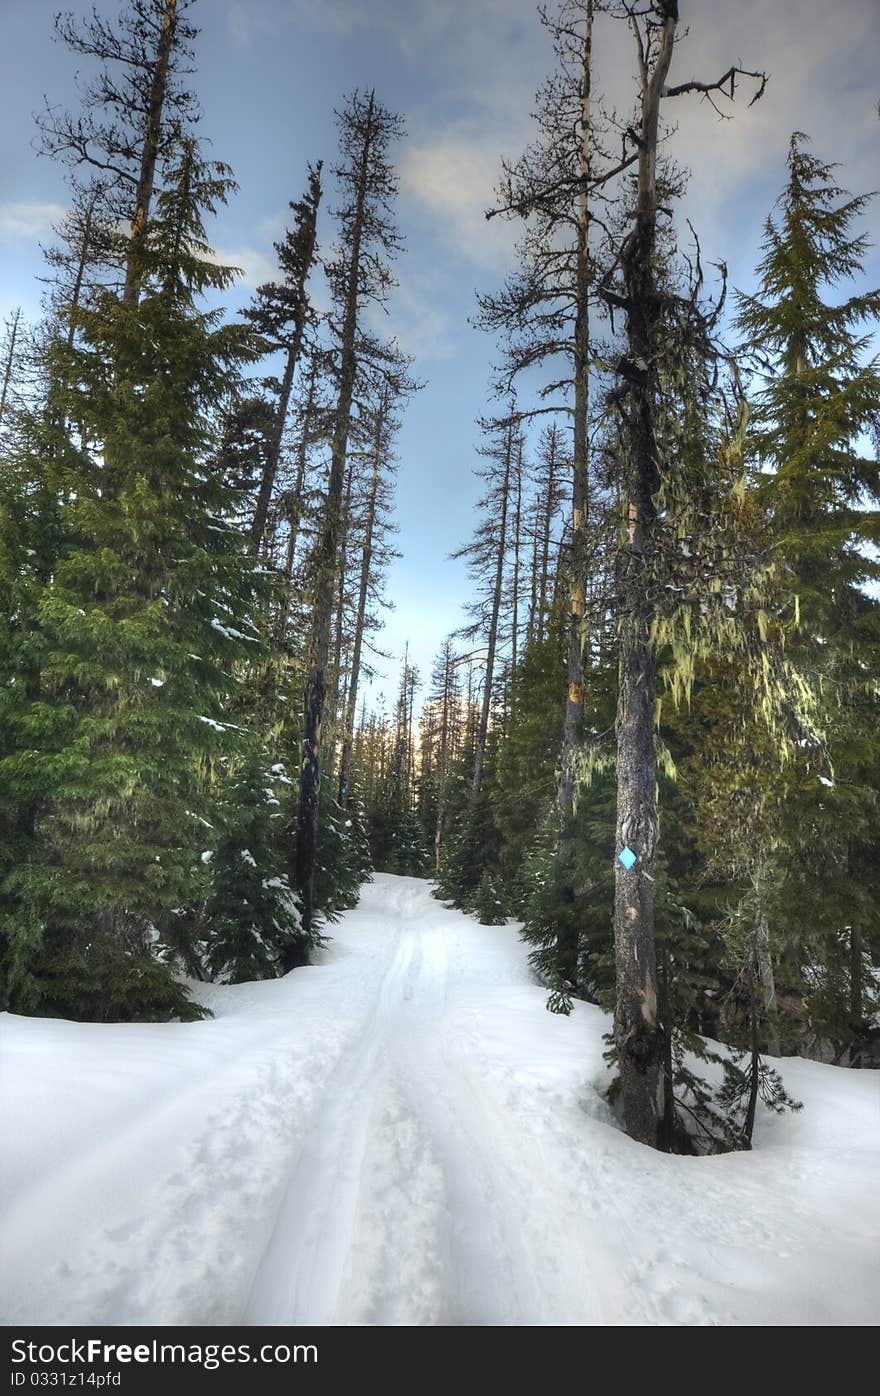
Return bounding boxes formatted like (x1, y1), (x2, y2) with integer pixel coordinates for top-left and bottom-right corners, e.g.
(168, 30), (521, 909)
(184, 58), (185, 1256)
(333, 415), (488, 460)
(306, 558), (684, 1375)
(2, 0), (878, 703)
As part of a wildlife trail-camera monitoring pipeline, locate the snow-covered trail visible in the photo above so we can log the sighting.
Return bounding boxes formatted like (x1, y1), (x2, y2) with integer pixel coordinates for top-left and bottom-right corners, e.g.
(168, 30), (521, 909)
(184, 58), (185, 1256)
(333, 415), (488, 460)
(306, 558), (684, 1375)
(2, 874), (879, 1326)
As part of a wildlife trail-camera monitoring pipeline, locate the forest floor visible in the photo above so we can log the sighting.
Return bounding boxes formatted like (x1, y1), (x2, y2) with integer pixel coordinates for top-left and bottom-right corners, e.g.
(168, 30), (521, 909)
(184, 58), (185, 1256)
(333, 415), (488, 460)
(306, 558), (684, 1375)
(2, 873), (878, 1326)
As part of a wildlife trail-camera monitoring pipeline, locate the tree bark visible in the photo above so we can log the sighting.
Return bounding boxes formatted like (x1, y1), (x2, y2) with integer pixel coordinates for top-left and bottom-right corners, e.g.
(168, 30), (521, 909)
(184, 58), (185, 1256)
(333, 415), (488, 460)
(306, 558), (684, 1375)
(249, 177), (321, 553)
(511, 441), (522, 681)
(553, 2), (593, 993)
(557, 0), (593, 820)
(338, 397), (387, 805)
(276, 361), (320, 645)
(539, 426), (559, 638)
(850, 922), (863, 1066)
(471, 422), (513, 801)
(122, 0), (177, 308)
(612, 1), (677, 1150)
(0, 308), (20, 422)
(330, 459), (356, 724)
(292, 93), (375, 955)
(754, 860), (779, 1055)
(433, 649), (454, 872)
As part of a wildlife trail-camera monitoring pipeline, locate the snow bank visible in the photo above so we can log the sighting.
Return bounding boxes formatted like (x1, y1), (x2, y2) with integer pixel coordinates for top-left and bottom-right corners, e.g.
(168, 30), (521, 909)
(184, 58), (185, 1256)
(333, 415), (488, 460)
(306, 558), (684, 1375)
(1, 874), (878, 1326)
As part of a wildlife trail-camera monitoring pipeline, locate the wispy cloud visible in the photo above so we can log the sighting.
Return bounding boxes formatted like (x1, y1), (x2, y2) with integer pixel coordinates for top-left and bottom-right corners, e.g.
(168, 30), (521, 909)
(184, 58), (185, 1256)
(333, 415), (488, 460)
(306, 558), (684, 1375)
(400, 133), (518, 270)
(0, 201), (66, 242)
(204, 241), (278, 289)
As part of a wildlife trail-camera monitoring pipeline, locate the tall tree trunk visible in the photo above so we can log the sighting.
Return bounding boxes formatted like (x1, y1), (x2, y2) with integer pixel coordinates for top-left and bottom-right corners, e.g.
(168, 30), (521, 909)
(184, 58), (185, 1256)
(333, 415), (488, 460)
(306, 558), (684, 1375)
(554, 2), (593, 993)
(338, 398), (387, 805)
(742, 963), (761, 1148)
(330, 460), (356, 724)
(754, 859), (779, 1055)
(433, 652), (453, 872)
(66, 194), (98, 350)
(0, 308), (20, 422)
(292, 93), (375, 956)
(557, 0), (593, 819)
(612, 2), (677, 1150)
(471, 423), (513, 801)
(511, 442), (522, 681)
(850, 921), (863, 1066)
(539, 426), (558, 638)
(249, 176), (321, 553)
(276, 361), (320, 645)
(122, 0), (177, 308)
(527, 494), (541, 645)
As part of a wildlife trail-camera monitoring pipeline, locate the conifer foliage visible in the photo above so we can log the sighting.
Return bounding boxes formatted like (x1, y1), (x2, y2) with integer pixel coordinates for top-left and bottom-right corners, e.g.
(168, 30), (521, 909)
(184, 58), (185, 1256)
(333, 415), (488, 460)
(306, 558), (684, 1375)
(0, 1), (412, 1018)
(0, 0), (876, 1167)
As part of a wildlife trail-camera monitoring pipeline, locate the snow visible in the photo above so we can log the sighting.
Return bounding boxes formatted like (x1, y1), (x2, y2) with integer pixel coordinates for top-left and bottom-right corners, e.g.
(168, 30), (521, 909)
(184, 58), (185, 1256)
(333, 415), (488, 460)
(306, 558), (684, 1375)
(210, 618), (257, 643)
(1, 874), (877, 1327)
(197, 716), (225, 732)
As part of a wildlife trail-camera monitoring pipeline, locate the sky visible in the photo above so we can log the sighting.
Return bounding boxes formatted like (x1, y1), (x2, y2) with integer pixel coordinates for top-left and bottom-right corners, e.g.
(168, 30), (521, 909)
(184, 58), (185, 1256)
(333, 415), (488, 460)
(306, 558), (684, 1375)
(1, 0), (878, 705)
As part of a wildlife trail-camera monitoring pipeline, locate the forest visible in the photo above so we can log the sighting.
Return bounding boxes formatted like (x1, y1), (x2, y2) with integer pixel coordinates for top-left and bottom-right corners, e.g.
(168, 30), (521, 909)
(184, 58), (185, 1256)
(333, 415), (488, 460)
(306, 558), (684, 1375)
(0, 0), (878, 1250)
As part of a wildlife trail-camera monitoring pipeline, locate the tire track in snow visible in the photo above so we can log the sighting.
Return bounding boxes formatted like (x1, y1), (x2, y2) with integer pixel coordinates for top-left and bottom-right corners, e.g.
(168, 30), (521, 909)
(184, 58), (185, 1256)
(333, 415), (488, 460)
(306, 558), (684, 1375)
(243, 926), (416, 1323)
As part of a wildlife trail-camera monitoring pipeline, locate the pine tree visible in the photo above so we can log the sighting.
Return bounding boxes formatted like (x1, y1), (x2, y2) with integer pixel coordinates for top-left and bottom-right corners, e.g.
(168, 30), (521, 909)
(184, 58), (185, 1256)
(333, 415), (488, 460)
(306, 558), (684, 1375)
(734, 134), (880, 1055)
(38, 1), (202, 309)
(202, 750), (302, 983)
(0, 120), (263, 1017)
(293, 90), (406, 956)
(337, 384), (406, 805)
(477, 0), (599, 825)
(242, 164), (322, 552)
(453, 409), (522, 802)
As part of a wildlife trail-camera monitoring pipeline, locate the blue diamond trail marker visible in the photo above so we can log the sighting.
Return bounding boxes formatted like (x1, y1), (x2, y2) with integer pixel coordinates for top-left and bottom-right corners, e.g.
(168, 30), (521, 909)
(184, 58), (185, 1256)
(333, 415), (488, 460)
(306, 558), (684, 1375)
(618, 846), (637, 870)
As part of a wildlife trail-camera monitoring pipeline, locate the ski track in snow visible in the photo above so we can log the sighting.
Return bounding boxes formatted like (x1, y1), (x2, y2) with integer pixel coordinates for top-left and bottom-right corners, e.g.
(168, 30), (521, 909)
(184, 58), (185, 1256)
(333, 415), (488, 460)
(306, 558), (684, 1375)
(2, 873), (879, 1327)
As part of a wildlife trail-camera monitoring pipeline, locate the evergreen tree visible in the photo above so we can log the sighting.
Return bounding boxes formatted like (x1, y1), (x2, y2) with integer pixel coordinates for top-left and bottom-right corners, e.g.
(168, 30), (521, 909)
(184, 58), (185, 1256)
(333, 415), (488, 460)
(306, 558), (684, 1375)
(242, 164), (323, 551)
(453, 409), (523, 802)
(0, 132), (262, 1018)
(202, 751), (302, 983)
(293, 90), (407, 955)
(734, 133), (880, 1054)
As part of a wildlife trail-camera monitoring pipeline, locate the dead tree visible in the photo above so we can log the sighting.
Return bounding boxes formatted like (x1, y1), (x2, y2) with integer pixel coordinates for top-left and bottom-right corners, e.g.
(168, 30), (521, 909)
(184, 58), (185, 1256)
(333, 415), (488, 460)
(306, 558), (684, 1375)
(337, 386), (401, 805)
(608, 0), (766, 1147)
(454, 411), (520, 801)
(291, 90), (405, 956)
(244, 164), (322, 553)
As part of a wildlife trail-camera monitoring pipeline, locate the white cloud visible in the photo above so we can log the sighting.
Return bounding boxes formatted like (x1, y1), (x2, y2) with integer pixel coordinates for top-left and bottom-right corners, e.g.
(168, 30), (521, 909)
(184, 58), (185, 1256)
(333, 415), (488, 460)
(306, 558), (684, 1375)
(0, 201), (66, 242)
(400, 133), (519, 270)
(206, 242), (279, 289)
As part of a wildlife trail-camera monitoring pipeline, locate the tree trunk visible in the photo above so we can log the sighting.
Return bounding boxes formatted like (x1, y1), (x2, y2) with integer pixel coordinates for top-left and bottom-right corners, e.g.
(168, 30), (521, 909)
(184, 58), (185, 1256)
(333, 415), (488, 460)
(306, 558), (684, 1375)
(249, 179), (321, 553)
(122, 0), (177, 308)
(539, 427), (558, 638)
(0, 308), (20, 422)
(472, 423), (513, 801)
(554, 2), (593, 993)
(276, 362), (320, 646)
(433, 664), (451, 872)
(850, 922), (863, 1066)
(754, 861), (779, 1055)
(612, 2), (677, 1150)
(742, 972), (761, 1149)
(511, 442), (522, 681)
(330, 460), (356, 725)
(557, 0), (593, 820)
(292, 93), (375, 955)
(527, 495), (540, 645)
(339, 402), (386, 805)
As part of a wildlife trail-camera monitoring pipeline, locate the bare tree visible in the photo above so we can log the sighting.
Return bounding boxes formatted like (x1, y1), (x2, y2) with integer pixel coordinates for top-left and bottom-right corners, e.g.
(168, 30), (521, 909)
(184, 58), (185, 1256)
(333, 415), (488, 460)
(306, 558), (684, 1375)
(606, 0), (766, 1147)
(244, 164), (322, 553)
(291, 90), (406, 956)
